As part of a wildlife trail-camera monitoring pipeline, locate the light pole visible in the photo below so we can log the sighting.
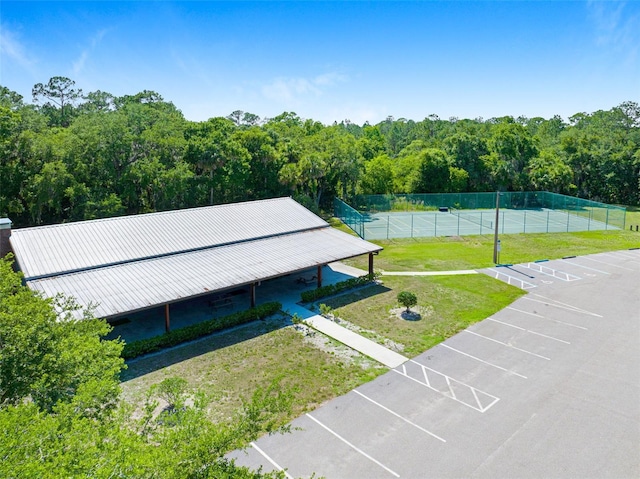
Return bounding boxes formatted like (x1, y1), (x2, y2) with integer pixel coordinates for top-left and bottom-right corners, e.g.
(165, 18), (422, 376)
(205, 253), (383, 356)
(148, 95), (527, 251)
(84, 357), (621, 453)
(493, 191), (500, 264)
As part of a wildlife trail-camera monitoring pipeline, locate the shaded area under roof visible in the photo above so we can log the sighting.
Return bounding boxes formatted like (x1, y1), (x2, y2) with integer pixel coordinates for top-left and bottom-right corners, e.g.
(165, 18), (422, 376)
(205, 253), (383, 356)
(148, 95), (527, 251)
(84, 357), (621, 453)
(28, 228), (381, 319)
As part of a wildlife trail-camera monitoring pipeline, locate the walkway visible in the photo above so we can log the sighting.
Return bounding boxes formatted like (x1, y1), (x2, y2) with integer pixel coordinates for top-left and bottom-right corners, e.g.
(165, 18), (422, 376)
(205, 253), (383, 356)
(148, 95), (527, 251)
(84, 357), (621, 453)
(280, 265), (479, 369)
(380, 270), (478, 276)
(284, 302), (407, 369)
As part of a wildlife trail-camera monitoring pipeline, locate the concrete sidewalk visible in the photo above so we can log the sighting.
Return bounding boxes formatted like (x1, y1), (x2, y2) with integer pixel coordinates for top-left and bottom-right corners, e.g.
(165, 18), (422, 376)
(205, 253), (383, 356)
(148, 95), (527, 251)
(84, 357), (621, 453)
(381, 269), (478, 276)
(284, 302), (408, 369)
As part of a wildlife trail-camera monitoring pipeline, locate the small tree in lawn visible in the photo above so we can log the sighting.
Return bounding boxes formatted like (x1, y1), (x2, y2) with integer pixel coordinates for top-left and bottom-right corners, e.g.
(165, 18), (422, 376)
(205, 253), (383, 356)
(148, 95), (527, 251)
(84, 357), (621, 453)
(397, 291), (417, 313)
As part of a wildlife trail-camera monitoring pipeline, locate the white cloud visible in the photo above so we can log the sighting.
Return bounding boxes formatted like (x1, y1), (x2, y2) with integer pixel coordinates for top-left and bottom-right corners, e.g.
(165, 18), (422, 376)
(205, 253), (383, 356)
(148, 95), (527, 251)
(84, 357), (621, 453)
(261, 71), (348, 105)
(0, 24), (35, 70)
(587, 1), (639, 49)
(72, 28), (109, 75)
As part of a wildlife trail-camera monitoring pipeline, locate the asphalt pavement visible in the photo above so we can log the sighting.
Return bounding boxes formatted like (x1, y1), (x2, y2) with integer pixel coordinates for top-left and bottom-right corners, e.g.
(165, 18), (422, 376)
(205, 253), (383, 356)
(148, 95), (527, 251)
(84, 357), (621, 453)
(229, 249), (640, 479)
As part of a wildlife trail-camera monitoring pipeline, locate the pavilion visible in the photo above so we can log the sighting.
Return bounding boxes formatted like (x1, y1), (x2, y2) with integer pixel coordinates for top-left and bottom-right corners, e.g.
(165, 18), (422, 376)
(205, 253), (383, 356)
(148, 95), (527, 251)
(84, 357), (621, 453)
(2, 197), (382, 332)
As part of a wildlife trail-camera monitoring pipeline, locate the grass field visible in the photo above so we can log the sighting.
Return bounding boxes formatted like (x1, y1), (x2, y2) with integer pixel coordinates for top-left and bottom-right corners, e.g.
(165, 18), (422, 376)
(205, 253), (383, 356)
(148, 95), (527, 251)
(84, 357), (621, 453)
(120, 218), (638, 433)
(121, 317), (386, 424)
(344, 229), (640, 272)
(317, 274), (524, 357)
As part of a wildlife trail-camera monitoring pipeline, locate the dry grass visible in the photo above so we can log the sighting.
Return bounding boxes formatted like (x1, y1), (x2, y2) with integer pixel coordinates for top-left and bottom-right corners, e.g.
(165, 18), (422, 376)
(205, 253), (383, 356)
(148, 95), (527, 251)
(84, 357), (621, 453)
(120, 315), (385, 424)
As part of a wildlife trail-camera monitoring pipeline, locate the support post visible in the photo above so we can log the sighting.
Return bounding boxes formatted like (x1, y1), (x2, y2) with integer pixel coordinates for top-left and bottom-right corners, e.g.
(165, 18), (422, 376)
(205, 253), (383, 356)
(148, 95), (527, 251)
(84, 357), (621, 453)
(250, 283), (256, 308)
(493, 191), (500, 264)
(317, 265), (323, 288)
(164, 304), (170, 333)
(369, 253), (374, 276)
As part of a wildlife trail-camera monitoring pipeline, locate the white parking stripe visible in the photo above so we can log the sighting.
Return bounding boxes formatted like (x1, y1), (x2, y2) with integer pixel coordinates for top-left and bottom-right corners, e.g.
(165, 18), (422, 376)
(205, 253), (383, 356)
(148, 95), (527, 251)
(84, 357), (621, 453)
(506, 306), (543, 318)
(522, 263), (581, 281)
(250, 442), (294, 479)
(580, 256), (634, 271)
(353, 390), (446, 443)
(529, 294), (603, 318)
(506, 306), (588, 330)
(397, 359), (500, 412)
(601, 251), (639, 262)
(603, 251), (638, 260)
(487, 318), (570, 344)
(560, 259), (610, 274)
(439, 343), (527, 379)
(463, 330), (551, 360)
(305, 413), (400, 478)
(490, 270), (537, 289)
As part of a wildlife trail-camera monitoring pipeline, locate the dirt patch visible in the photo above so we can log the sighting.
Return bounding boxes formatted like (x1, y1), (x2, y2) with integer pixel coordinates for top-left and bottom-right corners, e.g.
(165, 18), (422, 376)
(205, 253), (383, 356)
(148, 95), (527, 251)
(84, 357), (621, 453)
(389, 305), (434, 322)
(293, 322), (385, 368)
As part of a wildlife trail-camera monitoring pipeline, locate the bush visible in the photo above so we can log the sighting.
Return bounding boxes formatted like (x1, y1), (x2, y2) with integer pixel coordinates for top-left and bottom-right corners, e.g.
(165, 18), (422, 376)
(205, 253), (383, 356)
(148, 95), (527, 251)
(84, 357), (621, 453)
(300, 273), (379, 303)
(121, 302), (282, 359)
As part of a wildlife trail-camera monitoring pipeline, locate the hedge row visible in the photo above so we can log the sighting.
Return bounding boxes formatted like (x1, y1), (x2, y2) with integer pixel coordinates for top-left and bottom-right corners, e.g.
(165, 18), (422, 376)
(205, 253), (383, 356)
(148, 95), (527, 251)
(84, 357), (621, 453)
(121, 302), (282, 359)
(300, 273), (378, 303)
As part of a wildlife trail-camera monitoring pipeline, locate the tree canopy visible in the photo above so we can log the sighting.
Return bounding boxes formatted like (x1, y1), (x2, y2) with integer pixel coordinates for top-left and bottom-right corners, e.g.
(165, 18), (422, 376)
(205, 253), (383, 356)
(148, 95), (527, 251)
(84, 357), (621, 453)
(2, 79), (639, 229)
(0, 256), (291, 477)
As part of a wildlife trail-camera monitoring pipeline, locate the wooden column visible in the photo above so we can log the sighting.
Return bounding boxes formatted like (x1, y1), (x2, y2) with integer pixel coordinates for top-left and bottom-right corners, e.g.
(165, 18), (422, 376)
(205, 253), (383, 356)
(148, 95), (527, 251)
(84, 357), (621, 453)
(164, 304), (171, 333)
(250, 283), (256, 308)
(317, 265), (323, 288)
(369, 253), (374, 276)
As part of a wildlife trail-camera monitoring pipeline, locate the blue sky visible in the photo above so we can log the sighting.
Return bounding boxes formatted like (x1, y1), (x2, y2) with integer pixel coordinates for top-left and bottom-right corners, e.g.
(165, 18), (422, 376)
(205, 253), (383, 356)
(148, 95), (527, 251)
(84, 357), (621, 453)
(1, 1), (638, 124)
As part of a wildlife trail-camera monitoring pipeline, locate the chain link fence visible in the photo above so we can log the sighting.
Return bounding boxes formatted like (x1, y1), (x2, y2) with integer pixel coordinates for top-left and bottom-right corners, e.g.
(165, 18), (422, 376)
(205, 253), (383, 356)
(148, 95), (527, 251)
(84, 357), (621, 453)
(335, 192), (626, 240)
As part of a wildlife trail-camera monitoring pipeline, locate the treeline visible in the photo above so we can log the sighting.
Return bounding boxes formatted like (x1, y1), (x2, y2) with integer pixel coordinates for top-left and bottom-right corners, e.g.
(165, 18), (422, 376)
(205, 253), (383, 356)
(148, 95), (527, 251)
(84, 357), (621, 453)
(1, 77), (639, 227)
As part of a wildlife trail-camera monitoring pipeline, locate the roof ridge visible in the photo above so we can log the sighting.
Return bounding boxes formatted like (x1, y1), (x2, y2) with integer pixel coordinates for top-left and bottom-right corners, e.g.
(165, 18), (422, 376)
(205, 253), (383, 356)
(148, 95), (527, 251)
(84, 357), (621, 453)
(23, 223), (329, 281)
(13, 197), (293, 232)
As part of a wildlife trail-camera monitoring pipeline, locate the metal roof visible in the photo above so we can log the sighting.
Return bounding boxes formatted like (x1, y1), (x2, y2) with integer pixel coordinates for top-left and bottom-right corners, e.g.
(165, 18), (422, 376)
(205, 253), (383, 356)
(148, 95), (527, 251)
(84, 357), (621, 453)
(27, 227), (382, 319)
(10, 197), (327, 279)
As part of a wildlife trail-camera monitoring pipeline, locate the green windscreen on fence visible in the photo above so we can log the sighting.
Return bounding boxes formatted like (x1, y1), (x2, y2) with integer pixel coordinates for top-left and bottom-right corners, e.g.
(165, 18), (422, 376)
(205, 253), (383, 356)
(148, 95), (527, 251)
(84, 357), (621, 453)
(336, 191), (626, 239)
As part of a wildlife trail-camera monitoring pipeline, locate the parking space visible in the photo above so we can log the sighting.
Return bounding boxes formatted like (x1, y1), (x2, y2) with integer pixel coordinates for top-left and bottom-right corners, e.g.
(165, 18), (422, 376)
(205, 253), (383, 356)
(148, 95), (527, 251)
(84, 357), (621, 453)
(230, 249), (640, 478)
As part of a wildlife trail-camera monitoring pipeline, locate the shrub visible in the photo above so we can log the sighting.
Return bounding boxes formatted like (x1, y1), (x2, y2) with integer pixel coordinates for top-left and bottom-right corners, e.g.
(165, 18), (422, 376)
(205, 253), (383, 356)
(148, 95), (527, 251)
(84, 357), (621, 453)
(318, 303), (333, 317)
(121, 302), (282, 359)
(300, 272), (379, 303)
(397, 291), (417, 312)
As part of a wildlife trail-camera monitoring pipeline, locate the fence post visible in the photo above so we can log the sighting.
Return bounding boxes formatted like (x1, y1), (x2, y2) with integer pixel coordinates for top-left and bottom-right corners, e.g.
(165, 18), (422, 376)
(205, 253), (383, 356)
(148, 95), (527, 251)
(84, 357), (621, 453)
(411, 214), (414, 238)
(434, 212), (437, 237)
(524, 211), (527, 233)
(457, 212), (460, 235)
(566, 211), (570, 232)
(547, 211), (549, 233)
(605, 209), (609, 231)
(387, 215), (390, 239)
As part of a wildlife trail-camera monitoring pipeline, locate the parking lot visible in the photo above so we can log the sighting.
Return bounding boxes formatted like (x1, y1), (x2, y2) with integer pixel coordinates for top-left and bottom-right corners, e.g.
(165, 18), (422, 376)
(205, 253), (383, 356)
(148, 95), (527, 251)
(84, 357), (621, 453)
(230, 249), (640, 478)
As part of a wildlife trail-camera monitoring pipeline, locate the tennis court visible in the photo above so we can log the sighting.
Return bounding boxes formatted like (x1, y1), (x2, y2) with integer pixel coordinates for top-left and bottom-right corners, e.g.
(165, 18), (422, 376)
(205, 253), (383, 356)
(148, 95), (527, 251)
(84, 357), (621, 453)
(360, 208), (615, 240)
(335, 192), (625, 240)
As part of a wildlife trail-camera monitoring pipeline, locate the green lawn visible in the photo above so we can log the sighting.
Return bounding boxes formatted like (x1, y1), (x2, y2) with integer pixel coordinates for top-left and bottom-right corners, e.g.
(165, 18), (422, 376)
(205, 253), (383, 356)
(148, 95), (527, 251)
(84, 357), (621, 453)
(627, 206), (640, 227)
(318, 274), (525, 357)
(345, 230), (640, 272)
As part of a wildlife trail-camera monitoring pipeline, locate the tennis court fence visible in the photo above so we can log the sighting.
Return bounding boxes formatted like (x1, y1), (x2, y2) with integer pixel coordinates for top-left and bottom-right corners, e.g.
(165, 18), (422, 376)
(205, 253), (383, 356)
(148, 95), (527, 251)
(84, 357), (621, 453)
(334, 192), (626, 240)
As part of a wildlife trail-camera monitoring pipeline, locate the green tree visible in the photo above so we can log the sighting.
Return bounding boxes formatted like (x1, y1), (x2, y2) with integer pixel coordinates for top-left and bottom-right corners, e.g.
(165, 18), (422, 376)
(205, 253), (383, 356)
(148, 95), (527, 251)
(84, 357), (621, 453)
(483, 121), (538, 191)
(411, 148), (452, 193)
(32, 76), (82, 127)
(527, 149), (574, 193)
(0, 256), (124, 411)
(359, 154), (395, 195)
(397, 291), (417, 312)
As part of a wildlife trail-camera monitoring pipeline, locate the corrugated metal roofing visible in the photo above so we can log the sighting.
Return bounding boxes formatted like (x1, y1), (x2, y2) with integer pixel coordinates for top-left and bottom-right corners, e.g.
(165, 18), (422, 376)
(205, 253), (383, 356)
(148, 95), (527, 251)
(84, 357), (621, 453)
(27, 228), (382, 319)
(10, 197), (327, 279)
